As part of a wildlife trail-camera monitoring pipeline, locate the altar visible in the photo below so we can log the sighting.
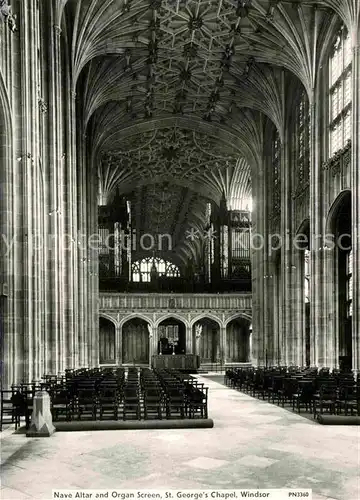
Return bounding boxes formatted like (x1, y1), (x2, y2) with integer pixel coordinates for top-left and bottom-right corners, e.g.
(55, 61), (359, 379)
(151, 354), (200, 371)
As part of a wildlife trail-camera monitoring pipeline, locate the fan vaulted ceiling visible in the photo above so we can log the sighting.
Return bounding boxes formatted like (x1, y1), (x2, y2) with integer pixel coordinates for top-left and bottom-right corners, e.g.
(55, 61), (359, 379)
(99, 126), (251, 262)
(59, 0), (351, 263)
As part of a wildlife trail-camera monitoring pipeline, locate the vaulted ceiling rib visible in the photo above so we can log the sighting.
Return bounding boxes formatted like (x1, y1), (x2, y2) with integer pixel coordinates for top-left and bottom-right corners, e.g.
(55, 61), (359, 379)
(57, 0), (354, 266)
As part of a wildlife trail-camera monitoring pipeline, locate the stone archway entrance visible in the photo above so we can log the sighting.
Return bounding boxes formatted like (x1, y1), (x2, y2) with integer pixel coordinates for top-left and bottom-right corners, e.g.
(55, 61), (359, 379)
(328, 191), (352, 370)
(122, 318), (150, 364)
(99, 317), (116, 364)
(226, 318), (251, 362)
(192, 318), (220, 363)
(157, 317), (186, 355)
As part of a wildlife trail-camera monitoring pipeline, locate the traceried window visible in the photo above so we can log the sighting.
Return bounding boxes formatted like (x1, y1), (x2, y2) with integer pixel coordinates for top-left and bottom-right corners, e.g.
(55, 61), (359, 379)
(329, 26), (352, 157)
(346, 250), (353, 317)
(272, 129), (281, 214)
(132, 258), (180, 282)
(296, 90), (310, 186)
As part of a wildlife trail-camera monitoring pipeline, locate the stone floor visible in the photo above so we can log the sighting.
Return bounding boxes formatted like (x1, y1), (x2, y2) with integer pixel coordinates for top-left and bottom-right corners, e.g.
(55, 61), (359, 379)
(1, 376), (359, 500)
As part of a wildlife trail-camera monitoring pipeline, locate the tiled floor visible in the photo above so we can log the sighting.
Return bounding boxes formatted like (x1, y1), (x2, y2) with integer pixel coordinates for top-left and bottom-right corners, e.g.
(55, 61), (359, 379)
(1, 376), (359, 500)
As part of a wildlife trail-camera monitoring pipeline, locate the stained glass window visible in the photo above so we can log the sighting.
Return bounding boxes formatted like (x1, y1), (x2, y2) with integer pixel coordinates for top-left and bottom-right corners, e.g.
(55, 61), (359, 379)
(329, 26), (352, 157)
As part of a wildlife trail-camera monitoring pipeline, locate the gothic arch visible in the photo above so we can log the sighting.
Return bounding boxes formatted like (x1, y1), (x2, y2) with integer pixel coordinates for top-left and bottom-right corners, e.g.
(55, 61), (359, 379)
(121, 315), (151, 364)
(225, 314), (251, 363)
(155, 314), (189, 329)
(120, 313), (153, 329)
(296, 218), (310, 236)
(224, 313), (252, 327)
(99, 313), (118, 328)
(191, 314), (224, 329)
(295, 218), (311, 250)
(324, 189), (352, 370)
(326, 190), (352, 235)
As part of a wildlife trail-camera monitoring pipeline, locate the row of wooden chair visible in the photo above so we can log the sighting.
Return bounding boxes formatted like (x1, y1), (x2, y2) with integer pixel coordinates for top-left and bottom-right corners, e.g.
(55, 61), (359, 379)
(153, 369), (209, 419)
(225, 367), (360, 417)
(1, 367), (210, 428)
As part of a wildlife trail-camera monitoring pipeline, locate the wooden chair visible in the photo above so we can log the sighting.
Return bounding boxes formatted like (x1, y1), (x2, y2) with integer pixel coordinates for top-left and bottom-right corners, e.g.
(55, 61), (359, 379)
(98, 383), (119, 420)
(143, 388), (163, 420)
(165, 387), (186, 419)
(1, 386), (17, 430)
(292, 382), (315, 414)
(51, 388), (73, 421)
(313, 384), (337, 418)
(122, 385), (140, 420)
(185, 385), (208, 419)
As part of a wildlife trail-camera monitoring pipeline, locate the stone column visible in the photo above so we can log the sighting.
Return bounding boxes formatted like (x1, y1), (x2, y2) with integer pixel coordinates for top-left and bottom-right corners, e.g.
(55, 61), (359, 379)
(195, 325), (202, 358)
(116, 324), (122, 365)
(148, 324), (153, 367)
(88, 164), (99, 367)
(64, 89), (78, 369)
(248, 327), (253, 364)
(151, 326), (158, 361)
(324, 247), (338, 369)
(279, 81), (297, 366)
(293, 249), (306, 367)
(309, 88), (326, 367)
(269, 258), (279, 365)
(219, 326), (226, 366)
(351, 28), (360, 372)
(215, 325), (221, 362)
(263, 224), (272, 367)
(77, 127), (88, 368)
(47, 15), (66, 375)
(185, 324), (192, 354)
(251, 148), (267, 366)
(0, 2), (12, 390)
(19, 0), (45, 382)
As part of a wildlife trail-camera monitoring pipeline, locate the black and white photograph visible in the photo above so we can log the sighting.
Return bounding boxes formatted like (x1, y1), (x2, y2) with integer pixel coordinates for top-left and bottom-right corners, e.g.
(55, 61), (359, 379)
(0, 0), (359, 499)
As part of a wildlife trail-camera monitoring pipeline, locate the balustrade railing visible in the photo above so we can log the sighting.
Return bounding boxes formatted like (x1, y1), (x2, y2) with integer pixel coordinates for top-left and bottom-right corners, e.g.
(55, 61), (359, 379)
(99, 292), (252, 311)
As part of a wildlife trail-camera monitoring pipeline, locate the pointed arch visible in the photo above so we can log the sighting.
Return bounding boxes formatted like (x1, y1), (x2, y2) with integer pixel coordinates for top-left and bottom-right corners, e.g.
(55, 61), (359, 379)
(224, 313), (252, 328)
(121, 315), (151, 364)
(120, 313), (153, 329)
(155, 314), (189, 329)
(99, 313), (118, 328)
(296, 218), (310, 236)
(191, 314), (224, 329)
(326, 190), (352, 235)
(296, 218), (311, 250)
